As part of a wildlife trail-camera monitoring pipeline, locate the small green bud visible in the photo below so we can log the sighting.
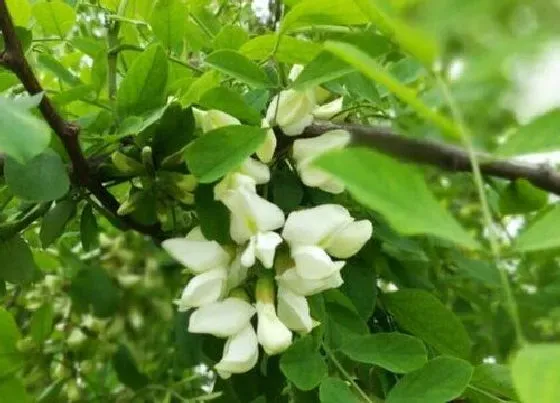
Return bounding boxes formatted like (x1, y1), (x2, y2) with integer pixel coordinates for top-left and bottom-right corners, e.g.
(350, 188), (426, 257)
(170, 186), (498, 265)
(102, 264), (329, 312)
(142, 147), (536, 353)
(111, 151), (145, 176)
(16, 336), (35, 352)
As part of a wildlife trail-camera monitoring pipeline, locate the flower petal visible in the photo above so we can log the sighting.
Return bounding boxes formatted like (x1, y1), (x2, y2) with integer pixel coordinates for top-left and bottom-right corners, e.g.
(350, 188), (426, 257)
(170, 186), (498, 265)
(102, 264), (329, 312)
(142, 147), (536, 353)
(282, 204), (352, 246)
(324, 219), (373, 258)
(227, 252), (249, 290)
(240, 236), (257, 268)
(176, 268), (227, 310)
(276, 267), (344, 296)
(292, 129), (351, 164)
(215, 325), (259, 377)
(292, 245), (341, 280)
(277, 286), (314, 333)
(266, 89), (316, 136)
(189, 298), (256, 337)
(256, 123), (277, 163)
(239, 158), (270, 184)
(162, 238), (231, 274)
(256, 302), (292, 355)
(255, 231), (283, 269)
(313, 97), (343, 120)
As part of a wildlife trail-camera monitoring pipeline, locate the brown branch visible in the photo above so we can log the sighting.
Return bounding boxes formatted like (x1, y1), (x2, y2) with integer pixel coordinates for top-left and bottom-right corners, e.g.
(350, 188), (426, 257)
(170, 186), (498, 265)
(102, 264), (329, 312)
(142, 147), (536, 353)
(0, 0), (163, 241)
(305, 123), (560, 196)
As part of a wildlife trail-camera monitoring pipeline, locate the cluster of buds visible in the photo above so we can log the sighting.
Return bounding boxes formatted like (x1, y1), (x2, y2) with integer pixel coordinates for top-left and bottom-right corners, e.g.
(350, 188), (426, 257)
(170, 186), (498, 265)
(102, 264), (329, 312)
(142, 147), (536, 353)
(162, 66), (373, 378)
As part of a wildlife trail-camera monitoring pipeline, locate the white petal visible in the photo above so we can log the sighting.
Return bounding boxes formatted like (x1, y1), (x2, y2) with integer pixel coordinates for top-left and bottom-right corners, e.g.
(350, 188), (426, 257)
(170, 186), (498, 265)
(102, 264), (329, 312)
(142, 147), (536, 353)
(256, 302), (292, 355)
(292, 245), (341, 280)
(255, 231), (282, 269)
(288, 64), (304, 81)
(282, 204), (351, 246)
(298, 163), (334, 187)
(324, 219), (373, 258)
(239, 158), (270, 184)
(282, 114), (314, 136)
(176, 268), (227, 310)
(256, 125), (277, 163)
(162, 238), (231, 274)
(188, 298), (256, 337)
(266, 89), (316, 135)
(277, 286), (314, 333)
(292, 129), (351, 164)
(192, 108), (208, 131)
(215, 325), (259, 376)
(214, 173), (257, 202)
(186, 226), (205, 241)
(318, 178), (345, 194)
(227, 252), (249, 290)
(201, 109), (240, 133)
(240, 236), (257, 268)
(276, 267), (344, 296)
(313, 97), (344, 120)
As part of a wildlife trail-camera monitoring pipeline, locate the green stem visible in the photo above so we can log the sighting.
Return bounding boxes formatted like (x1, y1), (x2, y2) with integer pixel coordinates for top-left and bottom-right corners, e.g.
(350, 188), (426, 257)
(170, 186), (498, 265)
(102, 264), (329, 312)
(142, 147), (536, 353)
(108, 44), (203, 73)
(467, 385), (508, 402)
(435, 72), (526, 346)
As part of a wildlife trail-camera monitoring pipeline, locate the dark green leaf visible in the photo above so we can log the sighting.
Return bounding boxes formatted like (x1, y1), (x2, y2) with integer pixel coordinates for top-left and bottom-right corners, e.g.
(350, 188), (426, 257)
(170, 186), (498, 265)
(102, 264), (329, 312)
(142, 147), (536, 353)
(386, 356), (473, 403)
(0, 236), (37, 284)
(80, 205), (99, 251)
(315, 148), (478, 249)
(113, 344), (150, 390)
(280, 336), (328, 391)
(0, 308), (22, 378)
(151, 104), (194, 164)
(69, 267), (119, 317)
(199, 87), (261, 125)
(471, 363), (517, 401)
(340, 261), (376, 320)
(240, 34), (321, 64)
(37, 53), (81, 86)
(272, 167), (304, 212)
(205, 50), (275, 88)
(499, 109), (560, 156)
(194, 185), (230, 244)
(341, 333), (427, 373)
(30, 303), (54, 344)
(174, 311), (203, 369)
(185, 125), (267, 183)
(40, 200), (76, 248)
(5, 150), (69, 202)
(384, 289), (472, 359)
(117, 44), (168, 116)
(319, 378), (361, 403)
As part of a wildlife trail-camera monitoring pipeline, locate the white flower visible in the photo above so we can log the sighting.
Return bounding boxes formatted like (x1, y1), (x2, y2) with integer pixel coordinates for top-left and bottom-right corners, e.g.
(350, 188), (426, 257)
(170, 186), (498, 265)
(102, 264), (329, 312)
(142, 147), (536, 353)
(288, 64), (304, 81)
(256, 301), (293, 355)
(291, 245), (345, 280)
(175, 268), (228, 310)
(292, 129), (351, 193)
(323, 219), (374, 259)
(188, 298), (256, 337)
(222, 188), (285, 268)
(215, 325), (259, 379)
(277, 286), (314, 333)
(266, 89), (316, 136)
(313, 97), (344, 120)
(193, 108), (240, 133)
(257, 119), (277, 163)
(162, 227), (231, 274)
(276, 267), (344, 296)
(226, 252), (249, 290)
(214, 159), (270, 201)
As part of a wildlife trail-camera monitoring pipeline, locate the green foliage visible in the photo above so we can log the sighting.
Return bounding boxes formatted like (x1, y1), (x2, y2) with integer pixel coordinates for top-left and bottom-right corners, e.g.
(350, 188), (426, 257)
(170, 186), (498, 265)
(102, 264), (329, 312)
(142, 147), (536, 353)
(280, 336), (327, 391)
(0, 236), (37, 284)
(32, 0), (76, 38)
(205, 50), (276, 88)
(29, 303), (54, 344)
(0, 308), (23, 378)
(515, 205), (560, 252)
(499, 109), (560, 156)
(319, 378), (361, 403)
(40, 200), (76, 248)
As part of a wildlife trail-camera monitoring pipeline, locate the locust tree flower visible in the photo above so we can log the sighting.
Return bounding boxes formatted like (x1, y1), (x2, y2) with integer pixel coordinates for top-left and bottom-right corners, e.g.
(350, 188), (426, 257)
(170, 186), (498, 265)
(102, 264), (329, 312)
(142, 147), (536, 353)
(292, 129), (351, 194)
(291, 245), (345, 280)
(256, 277), (292, 355)
(193, 108), (240, 133)
(175, 268), (228, 310)
(162, 227), (231, 274)
(215, 325), (259, 379)
(277, 286), (314, 333)
(257, 119), (277, 163)
(266, 89), (316, 136)
(312, 97), (344, 120)
(222, 188), (284, 268)
(275, 267), (344, 296)
(188, 297), (256, 337)
(214, 159), (270, 201)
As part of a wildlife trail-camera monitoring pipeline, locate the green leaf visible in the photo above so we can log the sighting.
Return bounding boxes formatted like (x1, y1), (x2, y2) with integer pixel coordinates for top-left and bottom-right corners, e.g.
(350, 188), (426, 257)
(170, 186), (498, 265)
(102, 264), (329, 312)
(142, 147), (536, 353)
(325, 292), (368, 348)
(194, 185), (230, 244)
(0, 377), (30, 403)
(199, 87), (261, 125)
(315, 148), (478, 249)
(80, 205), (99, 252)
(0, 97), (50, 163)
(499, 179), (548, 215)
(5, 150), (69, 202)
(113, 344), (150, 390)
(150, 0), (186, 51)
(32, 0), (76, 38)
(184, 125), (267, 183)
(341, 333), (427, 373)
(498, 109), (560, 156)
(0, 308), (22, 378)
(386, 356), (473, 403)
(30, 303), (54, 344)
(281, 0), (368, 34)
(151, 104), (194, 164)
(40, 200), (76, 248)
(205, 50), (275, 88)
(6, 0), (32, 26)
(324, 41), (459, 138)
(319, 378), (361, 403)
(69, 267), (119, 317)
(280, 336), (328, 391)
(212, 25), (249, 50)
(384, 289), (472, 359)
(471, 363), (517, 401)
(240, 34), (321, 64)
(515, 205), (560, 252)
(0, 236), (37, 284)
(272, 166), (304, 213)
(180, 70), (220, 107)
(37, 53), (81, 86)
(340, 261), (376, 320)
(512, 344), (560, 403)
(291, 51), (354, 90)
(117, 44), (168, 116)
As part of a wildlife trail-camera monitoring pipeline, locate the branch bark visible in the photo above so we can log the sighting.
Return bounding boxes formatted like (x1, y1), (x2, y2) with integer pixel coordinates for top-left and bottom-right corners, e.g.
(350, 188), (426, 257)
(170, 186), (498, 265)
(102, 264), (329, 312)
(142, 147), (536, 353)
(305, 123), (560, 195)
(0, 0), (164, 241)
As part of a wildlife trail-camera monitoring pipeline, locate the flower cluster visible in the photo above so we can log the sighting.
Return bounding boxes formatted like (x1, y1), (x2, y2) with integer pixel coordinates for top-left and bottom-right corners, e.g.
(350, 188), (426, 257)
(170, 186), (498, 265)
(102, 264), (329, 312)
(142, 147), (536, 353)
(162, 66), (372, 378)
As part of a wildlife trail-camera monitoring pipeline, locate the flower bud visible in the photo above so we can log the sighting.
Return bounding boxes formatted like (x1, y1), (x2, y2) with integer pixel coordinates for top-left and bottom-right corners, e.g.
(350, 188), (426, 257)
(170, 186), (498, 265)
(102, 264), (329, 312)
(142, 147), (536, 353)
(257, 120), (277, 163)
(215, 325), (259, 378)
(323, 219), (373, 259)
(256, 277), (292, 355)
(189, 298), (256, 337)
(276, 267), (344, 296)
(67, 328), (87, 349)
(266, 89), (316, 136)
(111, 151), (145, 176)
(175, 268), (228, 310)
(277, 286), (314, 333)
(193, 108), (240, 133)
(291, 245), (345, 280)
(313, 97), (344, 120)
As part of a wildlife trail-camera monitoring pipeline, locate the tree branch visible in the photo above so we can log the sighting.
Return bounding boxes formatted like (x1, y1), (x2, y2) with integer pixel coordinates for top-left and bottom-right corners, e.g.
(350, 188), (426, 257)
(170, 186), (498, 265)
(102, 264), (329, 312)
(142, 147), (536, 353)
(0, 0), (164, 241)
(305, 123), (560, 196)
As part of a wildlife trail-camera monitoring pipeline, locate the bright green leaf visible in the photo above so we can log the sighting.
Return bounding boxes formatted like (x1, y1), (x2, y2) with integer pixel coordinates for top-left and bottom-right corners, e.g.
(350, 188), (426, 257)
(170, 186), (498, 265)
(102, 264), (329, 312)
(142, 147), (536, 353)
(205, 50), (275, 88)
(499, 179), (548, 215)
(0, 377), (30, 403)
(515, 205), (560, 252)
(0, 307), (23, 378)
(40, 200), (76, 248)
(0, 236), (38, 285)
(30, 303), (54, 344)
(150, 0), (186, 51)
(117, 44), (168, 116)
(341, 333), (427, 373)
(292, 51), (354, 90)
(511, 344), (560, 403)
(6, 0), (31, 26)
(184, 125), (267, 183)
(319, 378), (361, 403)
(386, 356), (473, 403)
(280, 337), (328, 391)
(471, 363), (517, 401)
(315, 148), (479, 249)
(180, 70), (220, 107)
(240, 34), (321, 64)
(499, 110), (560, 156)
(32, 0), (76, 38)
(212, 25), (249, 50)
(384, 289), (472, 358)
(199, 87), (261, 125)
